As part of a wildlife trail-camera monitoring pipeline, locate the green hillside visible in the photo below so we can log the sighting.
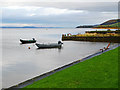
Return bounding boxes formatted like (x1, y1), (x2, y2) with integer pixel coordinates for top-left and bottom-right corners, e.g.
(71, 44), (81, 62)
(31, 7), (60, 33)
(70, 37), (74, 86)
(95, 19), (120, 28)
(76, 19), (120, 28)
(96, 22), (120, 28)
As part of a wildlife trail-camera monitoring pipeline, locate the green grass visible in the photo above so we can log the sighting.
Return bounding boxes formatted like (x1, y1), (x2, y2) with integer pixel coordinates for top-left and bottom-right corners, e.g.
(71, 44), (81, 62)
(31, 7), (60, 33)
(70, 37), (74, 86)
(24, 47), (119, 88)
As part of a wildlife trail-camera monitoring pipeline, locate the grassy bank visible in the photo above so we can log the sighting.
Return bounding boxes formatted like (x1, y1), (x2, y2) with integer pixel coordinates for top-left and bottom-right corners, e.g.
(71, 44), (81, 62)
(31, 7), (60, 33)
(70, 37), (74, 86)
(24, 47), (119, 88)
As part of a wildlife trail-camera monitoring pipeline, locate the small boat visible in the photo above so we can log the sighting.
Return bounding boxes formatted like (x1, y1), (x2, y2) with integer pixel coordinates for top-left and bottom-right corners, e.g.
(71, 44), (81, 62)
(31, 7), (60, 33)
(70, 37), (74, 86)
(35, 41), (63, 49)
(20, 38), (36, 44)
(100, 43), (110, 52)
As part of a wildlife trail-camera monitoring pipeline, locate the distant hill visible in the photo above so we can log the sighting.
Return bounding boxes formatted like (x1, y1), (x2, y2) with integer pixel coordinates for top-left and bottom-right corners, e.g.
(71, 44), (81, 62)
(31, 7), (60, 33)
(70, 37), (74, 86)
(76, 19), (120, 29)
(94, 19), (120, 28)
(100, 19), (120, 25)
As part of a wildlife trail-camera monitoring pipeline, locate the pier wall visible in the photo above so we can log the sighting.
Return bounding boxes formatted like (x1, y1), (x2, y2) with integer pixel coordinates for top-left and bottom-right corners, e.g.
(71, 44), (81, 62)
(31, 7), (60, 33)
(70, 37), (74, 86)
(62, 36), (120, 43)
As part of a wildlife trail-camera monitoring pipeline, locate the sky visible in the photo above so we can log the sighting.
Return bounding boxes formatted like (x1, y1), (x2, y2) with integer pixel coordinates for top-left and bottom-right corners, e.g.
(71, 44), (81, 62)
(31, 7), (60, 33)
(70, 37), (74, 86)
(0, 0), (119, 27)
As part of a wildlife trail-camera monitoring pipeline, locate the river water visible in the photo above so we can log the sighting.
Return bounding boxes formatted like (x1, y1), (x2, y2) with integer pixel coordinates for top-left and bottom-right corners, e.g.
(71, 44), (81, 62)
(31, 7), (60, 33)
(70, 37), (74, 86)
(1, 28), (111, 88)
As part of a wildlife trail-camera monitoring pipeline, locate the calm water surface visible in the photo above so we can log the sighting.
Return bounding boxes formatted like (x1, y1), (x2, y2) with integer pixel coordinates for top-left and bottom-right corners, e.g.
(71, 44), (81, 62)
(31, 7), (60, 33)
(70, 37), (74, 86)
(2, 28), (110, 88)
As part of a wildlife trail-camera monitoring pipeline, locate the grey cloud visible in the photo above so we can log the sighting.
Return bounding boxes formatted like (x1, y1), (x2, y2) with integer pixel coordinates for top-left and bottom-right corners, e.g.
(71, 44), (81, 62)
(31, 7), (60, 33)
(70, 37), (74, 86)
(2, 10), (117, 27)
(1, 2), (118, 27)
(1, 2), (118, 12)
(31, 2), (118, 12)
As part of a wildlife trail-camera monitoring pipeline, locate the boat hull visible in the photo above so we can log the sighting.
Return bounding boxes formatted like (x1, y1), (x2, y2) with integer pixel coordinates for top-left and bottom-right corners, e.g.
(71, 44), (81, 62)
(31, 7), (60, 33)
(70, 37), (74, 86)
(35, 43), (62, 49)
(20, 39), (36, 44)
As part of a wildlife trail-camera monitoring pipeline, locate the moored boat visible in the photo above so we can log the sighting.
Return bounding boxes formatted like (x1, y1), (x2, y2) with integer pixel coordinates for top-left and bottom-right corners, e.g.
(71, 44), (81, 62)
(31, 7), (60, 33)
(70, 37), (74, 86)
(20, 38), (36, 44)
(35, 41), (63, 49)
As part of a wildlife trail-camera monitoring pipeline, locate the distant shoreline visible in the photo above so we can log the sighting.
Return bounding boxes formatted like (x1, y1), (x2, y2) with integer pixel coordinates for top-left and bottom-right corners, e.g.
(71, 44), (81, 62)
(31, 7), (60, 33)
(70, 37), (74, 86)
(0, 27), (65, 29)
(93, 27), (120, 29)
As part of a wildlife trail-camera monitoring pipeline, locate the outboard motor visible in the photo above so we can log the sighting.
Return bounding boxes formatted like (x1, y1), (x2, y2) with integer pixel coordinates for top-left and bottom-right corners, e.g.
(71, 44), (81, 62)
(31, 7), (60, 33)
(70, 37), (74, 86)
(58, 41), (63, 44)
(32, 38), (35, 40)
